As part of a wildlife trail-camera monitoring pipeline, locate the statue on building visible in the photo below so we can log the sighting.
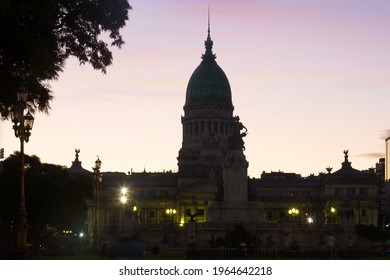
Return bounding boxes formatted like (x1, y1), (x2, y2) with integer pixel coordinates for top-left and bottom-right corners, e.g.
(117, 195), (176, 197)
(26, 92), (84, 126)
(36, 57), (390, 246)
(343, 150), (349, 162)
(75, 149), (80, 162)
(185, 211), (200, 223)
(230, 116), (248, 151)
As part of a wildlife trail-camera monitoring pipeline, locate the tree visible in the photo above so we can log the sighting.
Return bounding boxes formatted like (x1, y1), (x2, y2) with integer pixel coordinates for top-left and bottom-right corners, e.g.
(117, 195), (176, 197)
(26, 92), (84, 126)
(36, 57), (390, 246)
(0, 0), (132, 118)
(0, 152), (93, 231)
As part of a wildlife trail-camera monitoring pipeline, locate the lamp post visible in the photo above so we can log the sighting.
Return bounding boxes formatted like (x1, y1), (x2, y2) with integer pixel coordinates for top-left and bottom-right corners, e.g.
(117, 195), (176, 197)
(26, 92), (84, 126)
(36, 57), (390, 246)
(120, 187), (128, 236)
(165, 208), (177, 224)
(330, 207), (336, 226)
(132, 206), (138, 227)
(92, 157), (102, 250)
(288, 207), (299, 224)
(9, 90), (35, 257)
(164, 208), (176, 252)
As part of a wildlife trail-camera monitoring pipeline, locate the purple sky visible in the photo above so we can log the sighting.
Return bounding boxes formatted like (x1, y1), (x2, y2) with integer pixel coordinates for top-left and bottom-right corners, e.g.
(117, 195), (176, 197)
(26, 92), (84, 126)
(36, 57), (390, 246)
(1, 0), (390, 177)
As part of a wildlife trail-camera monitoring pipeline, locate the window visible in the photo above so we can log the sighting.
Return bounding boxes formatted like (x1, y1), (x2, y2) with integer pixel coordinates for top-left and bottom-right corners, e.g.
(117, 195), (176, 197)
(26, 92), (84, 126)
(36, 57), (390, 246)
(267, 211), (273, 219)
(361, 209), (367, 217)
(347, 188), (356, 195)
(345, 209), (354, 218)
(149, 210), (155, 218)
(197, 209), (205, 216)
(359, 188), (368, 195)
(335, 188), (343, 195)
(110, 209), (119, 226)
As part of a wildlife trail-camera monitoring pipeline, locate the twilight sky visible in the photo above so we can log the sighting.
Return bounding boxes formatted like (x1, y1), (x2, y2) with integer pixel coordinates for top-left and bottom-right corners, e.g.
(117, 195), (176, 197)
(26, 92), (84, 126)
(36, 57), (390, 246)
(1, 0), (390, 177)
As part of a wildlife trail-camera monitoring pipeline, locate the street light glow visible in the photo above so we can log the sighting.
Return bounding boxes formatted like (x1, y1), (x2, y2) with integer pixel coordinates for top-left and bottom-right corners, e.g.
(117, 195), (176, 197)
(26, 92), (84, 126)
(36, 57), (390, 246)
(166, 208), (176, 215)
(120, 186), (128, 204)
(288, 208), (299, 215)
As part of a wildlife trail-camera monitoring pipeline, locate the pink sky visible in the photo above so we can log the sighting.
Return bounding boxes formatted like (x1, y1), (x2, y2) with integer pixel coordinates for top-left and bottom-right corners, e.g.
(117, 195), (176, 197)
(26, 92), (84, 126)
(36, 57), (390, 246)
(1, 0), (390, 177)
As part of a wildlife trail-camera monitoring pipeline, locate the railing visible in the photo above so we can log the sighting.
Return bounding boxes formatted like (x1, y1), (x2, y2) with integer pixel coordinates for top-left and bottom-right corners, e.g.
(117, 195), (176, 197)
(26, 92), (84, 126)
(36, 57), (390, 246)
(185, 248), (390, 260)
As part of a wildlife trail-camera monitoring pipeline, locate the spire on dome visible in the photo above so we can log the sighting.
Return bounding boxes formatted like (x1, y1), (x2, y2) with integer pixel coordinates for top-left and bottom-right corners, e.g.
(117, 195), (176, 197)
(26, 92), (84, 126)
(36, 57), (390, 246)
(203, 7), (216, 60)
(208, 6), (210, 35)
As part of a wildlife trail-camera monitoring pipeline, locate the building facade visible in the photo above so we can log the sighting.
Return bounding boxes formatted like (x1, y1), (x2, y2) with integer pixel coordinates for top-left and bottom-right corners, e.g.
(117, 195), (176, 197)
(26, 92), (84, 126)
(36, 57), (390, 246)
(69, 24), (381, 248)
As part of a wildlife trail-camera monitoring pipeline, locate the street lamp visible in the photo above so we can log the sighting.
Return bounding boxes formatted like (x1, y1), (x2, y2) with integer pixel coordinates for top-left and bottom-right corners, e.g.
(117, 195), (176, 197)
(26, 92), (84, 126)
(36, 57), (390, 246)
(165, 208), (177, 219)
(121, 187), (128, 197)
(330, 207), (336, 226)
(120, 187), (128, 236)
(288, 207), (299, 223)
(165, 208), (177, 225)
(163, 208), (176, 254)
(9, 90), (34, 257)
(92, 157), (102, 250)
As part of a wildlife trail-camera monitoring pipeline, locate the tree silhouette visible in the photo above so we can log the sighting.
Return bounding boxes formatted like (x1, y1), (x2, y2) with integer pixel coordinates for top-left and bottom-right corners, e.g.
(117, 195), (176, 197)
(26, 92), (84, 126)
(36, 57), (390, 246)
(0, 153), (93, 231)
(0, 0), (132, 117)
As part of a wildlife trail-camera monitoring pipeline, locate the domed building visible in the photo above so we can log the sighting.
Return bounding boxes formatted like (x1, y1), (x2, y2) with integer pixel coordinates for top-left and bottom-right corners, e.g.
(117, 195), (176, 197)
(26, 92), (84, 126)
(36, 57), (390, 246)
(82, 23), (241, 244)
(80, 21), (380, 250)
(178, 23), (236, 182)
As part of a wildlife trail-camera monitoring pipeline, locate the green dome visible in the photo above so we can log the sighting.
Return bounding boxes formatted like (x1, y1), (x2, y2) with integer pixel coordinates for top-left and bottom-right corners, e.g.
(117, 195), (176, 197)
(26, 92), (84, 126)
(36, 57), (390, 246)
(185, 30), (232, 108)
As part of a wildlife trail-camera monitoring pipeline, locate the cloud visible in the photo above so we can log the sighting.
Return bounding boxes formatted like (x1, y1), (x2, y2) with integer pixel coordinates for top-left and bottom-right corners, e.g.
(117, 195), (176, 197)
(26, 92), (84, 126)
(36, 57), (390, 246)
(357, 152), (384, 159)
